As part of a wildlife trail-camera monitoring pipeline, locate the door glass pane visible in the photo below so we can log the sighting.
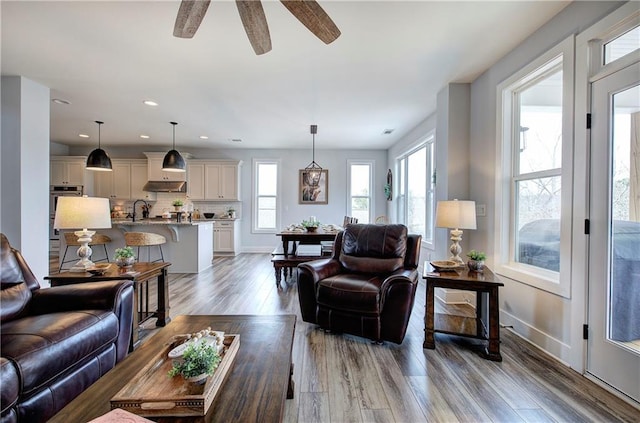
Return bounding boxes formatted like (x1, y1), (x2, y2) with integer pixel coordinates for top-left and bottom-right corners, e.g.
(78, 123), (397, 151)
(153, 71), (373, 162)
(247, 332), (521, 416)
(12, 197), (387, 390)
(518, 69), (563, 174)
(609, 84), (640, 348)
(515, 176), (561, 271)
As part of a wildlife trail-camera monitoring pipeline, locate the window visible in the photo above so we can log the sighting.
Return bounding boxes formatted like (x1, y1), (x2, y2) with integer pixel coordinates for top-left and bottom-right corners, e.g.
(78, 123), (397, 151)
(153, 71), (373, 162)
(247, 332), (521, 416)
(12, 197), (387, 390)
(496, 36), (574, 297)
(603, 25), (639, 65)
(253, 159), (279, 233)
(347, 160), (373, 223)
(396, 134), (435, 245)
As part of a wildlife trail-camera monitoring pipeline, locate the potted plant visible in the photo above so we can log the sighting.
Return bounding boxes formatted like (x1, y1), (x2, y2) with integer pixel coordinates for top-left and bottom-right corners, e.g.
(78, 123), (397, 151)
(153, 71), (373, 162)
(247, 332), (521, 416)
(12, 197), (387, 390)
(114, 246), (135, 268)
(168, 341), (221, 385)
(227, 207), (236, 218)
(172, 199), (184, 211)
(466, 250), (486, 272)
(301, 219), (320, 232)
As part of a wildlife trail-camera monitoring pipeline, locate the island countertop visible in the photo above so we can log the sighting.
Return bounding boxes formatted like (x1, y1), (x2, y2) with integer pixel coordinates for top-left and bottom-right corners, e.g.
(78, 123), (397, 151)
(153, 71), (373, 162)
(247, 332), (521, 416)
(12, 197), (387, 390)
(111, 219), (214, 226)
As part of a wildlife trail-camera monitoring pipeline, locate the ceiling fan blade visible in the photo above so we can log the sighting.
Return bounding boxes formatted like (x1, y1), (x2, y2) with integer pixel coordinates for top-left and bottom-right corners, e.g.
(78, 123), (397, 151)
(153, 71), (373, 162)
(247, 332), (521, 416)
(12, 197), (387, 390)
(280, 0), (341, 44)
(173, 0), (211, 38)
(236, 0), (272, 55)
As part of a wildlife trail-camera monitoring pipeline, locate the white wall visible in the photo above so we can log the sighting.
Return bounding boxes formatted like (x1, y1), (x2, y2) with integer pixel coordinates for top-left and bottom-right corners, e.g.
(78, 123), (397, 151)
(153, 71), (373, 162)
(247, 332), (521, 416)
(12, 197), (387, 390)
(468, 1), (625, 368)
(68, 145), (388, 252)
(1, 76), (50, 280)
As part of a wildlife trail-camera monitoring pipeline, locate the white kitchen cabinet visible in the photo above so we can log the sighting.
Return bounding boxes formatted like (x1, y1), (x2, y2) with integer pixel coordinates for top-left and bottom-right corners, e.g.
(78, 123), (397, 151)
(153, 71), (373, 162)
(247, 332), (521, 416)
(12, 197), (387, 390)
(187, 163), (205, 200)
(50, 157), (85, 186)
(94, 159), (156, 201)
(130, 161), (156, 201)
(204, 162), (240, 200)
(213, 220), (238, 255)
(145, 154), (187, 182)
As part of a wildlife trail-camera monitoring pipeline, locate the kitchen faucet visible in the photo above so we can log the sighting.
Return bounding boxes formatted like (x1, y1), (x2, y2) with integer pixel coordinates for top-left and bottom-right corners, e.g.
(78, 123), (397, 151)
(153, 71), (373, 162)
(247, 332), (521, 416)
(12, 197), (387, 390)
(132, 199), (149, 222)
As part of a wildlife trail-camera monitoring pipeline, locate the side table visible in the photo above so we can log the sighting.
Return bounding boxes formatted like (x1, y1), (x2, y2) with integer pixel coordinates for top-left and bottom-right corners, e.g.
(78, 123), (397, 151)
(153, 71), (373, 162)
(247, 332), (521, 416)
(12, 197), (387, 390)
(422, 262), (504, 361)
(45, 262), (172, 351)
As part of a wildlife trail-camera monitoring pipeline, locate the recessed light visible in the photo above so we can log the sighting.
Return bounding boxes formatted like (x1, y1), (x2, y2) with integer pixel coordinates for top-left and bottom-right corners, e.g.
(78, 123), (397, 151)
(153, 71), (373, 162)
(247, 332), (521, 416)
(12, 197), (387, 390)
(143, 100), (158, 106)
(231, 138), (242, 143)
(199, 135), (209, 140)
(382, 129), (394, 135)
(52, 98), (71, 105)
(79, 134), (90, 138)
(140, 135), (150, 139)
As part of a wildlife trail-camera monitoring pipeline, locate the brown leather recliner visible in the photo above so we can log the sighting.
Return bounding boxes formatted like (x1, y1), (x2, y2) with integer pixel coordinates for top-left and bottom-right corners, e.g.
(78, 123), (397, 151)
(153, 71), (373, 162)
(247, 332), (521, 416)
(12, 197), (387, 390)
(0, 234), (134, 423)
(297, 224), (422, 344)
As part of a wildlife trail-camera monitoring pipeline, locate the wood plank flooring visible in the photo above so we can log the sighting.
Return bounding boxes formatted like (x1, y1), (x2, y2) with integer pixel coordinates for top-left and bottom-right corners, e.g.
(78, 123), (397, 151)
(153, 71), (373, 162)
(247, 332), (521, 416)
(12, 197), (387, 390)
(50, 253), (640, 422)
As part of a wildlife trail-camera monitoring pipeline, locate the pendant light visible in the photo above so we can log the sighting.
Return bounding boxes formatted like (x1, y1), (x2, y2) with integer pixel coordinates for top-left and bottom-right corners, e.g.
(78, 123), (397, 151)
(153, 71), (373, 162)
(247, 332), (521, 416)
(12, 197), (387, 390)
(304, 124), (322, 187)
(86, 121), (112, 171)
(162, 121), (186, 172)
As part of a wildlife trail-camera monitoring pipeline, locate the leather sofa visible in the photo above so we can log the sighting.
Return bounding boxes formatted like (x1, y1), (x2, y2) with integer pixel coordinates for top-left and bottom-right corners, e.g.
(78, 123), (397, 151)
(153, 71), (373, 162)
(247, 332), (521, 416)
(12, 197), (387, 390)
(0, 234), (134, 423)
(298, 224), (421, 344)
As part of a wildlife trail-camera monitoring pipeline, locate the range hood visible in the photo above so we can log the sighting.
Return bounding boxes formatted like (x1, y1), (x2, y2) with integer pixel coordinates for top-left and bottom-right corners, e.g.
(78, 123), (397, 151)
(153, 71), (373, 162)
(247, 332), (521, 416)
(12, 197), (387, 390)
(142, 181), (187, 193)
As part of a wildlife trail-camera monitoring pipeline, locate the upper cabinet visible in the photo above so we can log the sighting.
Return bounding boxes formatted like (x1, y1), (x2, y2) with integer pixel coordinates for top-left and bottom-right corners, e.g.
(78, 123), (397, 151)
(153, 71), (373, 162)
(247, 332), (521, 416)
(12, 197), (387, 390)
(144, 152), (187, 182)
(188, 160), (242, 201)
(94, 159), (156, 201)
(50, 157), (86, 186)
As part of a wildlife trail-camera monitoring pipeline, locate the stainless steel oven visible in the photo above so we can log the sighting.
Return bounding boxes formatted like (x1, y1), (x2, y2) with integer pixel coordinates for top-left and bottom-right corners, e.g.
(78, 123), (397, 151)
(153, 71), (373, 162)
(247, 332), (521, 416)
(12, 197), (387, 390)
(50, 185), (83, 240)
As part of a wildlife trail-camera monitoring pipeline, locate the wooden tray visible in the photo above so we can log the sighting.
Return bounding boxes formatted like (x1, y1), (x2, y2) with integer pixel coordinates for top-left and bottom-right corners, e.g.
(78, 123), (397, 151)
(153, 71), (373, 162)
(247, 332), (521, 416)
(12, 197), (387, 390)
(110, 334), (240, 417)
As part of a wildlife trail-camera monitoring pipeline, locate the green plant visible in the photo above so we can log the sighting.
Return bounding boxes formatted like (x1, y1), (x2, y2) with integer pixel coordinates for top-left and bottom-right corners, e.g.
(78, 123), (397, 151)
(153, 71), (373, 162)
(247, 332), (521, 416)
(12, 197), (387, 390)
(466, 250), (486, 261)
(114, 246), (135, 259)
(172, 199), (184, 207)
(168, 341), (221, 379)
(301, 220), (320, 228)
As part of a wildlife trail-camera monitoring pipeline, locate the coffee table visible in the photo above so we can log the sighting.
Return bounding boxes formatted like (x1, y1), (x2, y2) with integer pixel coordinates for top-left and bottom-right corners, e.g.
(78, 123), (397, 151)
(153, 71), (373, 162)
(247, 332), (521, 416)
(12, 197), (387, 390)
(49, 314), (296, 423)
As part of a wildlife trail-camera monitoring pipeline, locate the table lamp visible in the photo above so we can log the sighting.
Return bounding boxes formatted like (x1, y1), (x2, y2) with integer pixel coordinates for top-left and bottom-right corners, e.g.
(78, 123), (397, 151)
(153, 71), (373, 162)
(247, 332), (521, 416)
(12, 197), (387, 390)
(435, 199), (477, 265)
(54, 196), (112, 272)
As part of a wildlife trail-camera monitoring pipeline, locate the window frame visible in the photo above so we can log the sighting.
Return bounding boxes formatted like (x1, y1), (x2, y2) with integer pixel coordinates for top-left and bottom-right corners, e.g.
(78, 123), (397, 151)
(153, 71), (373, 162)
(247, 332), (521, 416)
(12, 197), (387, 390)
(395, 132), (435, 246)
(347, 159), (374, 224)
(252, 158), (280, 234)
(495, 35), (575, 298)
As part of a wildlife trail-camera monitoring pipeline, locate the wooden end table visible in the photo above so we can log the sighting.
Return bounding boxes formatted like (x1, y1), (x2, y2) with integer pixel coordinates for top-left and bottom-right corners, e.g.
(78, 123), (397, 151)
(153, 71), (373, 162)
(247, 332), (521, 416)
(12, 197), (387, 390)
(422, 262), (504, 361)
(49, 315), (296, 423)
(45, 262), (171, 350)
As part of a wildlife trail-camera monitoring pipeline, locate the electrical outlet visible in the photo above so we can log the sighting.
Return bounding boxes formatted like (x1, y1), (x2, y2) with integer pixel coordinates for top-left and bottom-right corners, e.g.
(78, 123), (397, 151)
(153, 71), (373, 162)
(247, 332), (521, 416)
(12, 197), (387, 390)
(476, 204), (486, 217)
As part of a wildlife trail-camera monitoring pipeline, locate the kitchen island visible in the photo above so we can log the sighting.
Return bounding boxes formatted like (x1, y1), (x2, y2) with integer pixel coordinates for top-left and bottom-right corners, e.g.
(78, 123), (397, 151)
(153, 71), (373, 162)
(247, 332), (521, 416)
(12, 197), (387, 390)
(59, 219), (214, 274)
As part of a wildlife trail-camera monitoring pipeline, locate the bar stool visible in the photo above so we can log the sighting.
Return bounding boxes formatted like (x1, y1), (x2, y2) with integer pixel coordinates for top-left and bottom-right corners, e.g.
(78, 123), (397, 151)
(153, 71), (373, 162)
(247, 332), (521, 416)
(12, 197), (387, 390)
(59, 232), (111, 272)
(124, 232), (166, 263)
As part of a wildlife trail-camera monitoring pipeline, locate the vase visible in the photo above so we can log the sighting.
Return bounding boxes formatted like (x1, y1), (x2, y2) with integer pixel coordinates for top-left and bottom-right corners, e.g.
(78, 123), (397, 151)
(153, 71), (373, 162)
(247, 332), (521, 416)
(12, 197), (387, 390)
(174, 206), (182, 212)
(467, 260), (485, 272)
(115, 256), (135, 269)
(305, 226), (318, 233)
(185, 373), (208, 385)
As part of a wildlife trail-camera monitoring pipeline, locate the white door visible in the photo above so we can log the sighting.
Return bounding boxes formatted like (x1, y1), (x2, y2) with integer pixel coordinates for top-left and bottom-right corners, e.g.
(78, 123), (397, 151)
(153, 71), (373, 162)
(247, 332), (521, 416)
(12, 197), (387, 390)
(588, 61), (640, 404)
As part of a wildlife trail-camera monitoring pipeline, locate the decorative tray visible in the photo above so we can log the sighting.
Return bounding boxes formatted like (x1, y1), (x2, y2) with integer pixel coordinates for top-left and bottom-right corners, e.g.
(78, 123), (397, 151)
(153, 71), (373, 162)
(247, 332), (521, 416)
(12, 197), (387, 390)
(429, 260), (463, 271)
(87, 263), (111, 275)
(110, 334), (240, 418)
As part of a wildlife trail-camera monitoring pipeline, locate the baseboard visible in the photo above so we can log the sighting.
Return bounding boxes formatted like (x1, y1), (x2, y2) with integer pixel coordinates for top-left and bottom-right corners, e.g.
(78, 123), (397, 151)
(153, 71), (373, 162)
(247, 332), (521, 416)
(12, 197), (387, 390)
(501, 309), (572, 366)
(239, 246), (273, 254)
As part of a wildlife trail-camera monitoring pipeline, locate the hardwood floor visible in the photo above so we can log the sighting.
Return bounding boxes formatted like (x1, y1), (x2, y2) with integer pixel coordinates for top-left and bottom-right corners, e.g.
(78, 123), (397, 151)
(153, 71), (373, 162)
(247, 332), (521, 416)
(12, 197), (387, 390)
(51, 253), (639, 422)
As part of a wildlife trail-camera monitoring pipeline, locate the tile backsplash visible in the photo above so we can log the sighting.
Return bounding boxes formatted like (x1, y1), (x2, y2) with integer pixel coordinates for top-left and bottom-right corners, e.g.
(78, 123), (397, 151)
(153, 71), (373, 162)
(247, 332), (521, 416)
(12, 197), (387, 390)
(110, 193), (240, 219)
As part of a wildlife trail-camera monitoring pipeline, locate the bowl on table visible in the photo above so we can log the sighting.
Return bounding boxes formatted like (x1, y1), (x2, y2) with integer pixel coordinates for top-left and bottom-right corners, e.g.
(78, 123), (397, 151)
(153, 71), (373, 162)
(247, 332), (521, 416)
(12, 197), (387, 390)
(203, 213), (215, 219)
(87, 263), (111, 275)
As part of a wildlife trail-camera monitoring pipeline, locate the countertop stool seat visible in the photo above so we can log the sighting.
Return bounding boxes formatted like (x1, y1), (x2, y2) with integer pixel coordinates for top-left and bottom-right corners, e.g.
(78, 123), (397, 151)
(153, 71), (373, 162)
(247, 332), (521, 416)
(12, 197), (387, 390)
(60, 231), (111, 271)
(124, 232), (166, 263)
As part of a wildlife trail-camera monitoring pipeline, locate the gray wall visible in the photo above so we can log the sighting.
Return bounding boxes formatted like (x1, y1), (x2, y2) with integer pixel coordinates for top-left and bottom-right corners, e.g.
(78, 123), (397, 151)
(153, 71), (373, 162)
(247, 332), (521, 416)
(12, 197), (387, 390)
(1, 76), (50, 280)
(468, 1), (624, 368)
(68, 145), (388, 252)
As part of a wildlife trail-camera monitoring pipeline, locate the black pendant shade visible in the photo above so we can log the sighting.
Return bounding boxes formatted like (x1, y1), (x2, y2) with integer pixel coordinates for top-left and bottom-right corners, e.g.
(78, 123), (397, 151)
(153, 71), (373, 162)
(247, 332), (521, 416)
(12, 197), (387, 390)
(86, 121), (112, 171)
(162, 122), (186, 172)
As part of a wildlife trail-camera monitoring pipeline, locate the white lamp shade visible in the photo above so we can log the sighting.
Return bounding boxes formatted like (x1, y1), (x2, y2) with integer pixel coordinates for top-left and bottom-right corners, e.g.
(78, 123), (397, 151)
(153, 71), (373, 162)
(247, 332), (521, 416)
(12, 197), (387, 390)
(435, 200), (477, 230)
(53, 196), (112, 230)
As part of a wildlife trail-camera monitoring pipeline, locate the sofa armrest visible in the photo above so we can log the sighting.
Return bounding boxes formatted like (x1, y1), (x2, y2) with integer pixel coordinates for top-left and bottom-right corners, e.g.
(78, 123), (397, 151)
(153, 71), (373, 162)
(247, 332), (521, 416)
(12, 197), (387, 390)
(298, 258), (342, 282)
(28, 280), (134, 315)
(380, 268), (419, 343)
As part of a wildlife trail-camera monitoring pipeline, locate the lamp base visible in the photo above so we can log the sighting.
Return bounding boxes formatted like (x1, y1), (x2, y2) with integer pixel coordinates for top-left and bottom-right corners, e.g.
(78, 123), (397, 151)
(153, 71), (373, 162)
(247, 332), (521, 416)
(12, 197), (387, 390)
(448, 228), (465, 266)
(69, 229), (96, 272)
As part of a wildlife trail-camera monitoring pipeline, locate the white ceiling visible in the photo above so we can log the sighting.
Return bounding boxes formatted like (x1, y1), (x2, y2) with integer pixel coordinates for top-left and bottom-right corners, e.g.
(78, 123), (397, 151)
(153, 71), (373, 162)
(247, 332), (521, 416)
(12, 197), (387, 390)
(1, 0), (570, 151)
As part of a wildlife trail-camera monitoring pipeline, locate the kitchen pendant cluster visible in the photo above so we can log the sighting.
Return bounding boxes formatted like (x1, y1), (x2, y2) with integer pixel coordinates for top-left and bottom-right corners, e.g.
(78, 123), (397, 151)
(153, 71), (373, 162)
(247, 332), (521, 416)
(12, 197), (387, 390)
(304, 124), (322, 187)
(162, 121), (186, 172)
(86, 121), (112, 171)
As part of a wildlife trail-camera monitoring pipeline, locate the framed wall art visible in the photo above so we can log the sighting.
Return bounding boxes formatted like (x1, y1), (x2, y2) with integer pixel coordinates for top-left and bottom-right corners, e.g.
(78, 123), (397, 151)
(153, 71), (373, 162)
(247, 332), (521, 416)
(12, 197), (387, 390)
(299, 169), (329, 204)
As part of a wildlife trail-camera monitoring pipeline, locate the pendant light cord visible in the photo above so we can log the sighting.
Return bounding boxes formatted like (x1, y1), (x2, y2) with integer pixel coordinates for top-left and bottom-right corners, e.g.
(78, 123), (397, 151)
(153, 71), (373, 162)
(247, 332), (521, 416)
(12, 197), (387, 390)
(95, 121), (104, 148)
(171, 121), (178, 149)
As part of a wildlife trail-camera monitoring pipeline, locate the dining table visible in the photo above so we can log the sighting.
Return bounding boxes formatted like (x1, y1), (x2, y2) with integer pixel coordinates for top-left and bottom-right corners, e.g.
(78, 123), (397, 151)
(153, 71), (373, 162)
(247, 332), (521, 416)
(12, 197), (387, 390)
(275, 227), (341, 257)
